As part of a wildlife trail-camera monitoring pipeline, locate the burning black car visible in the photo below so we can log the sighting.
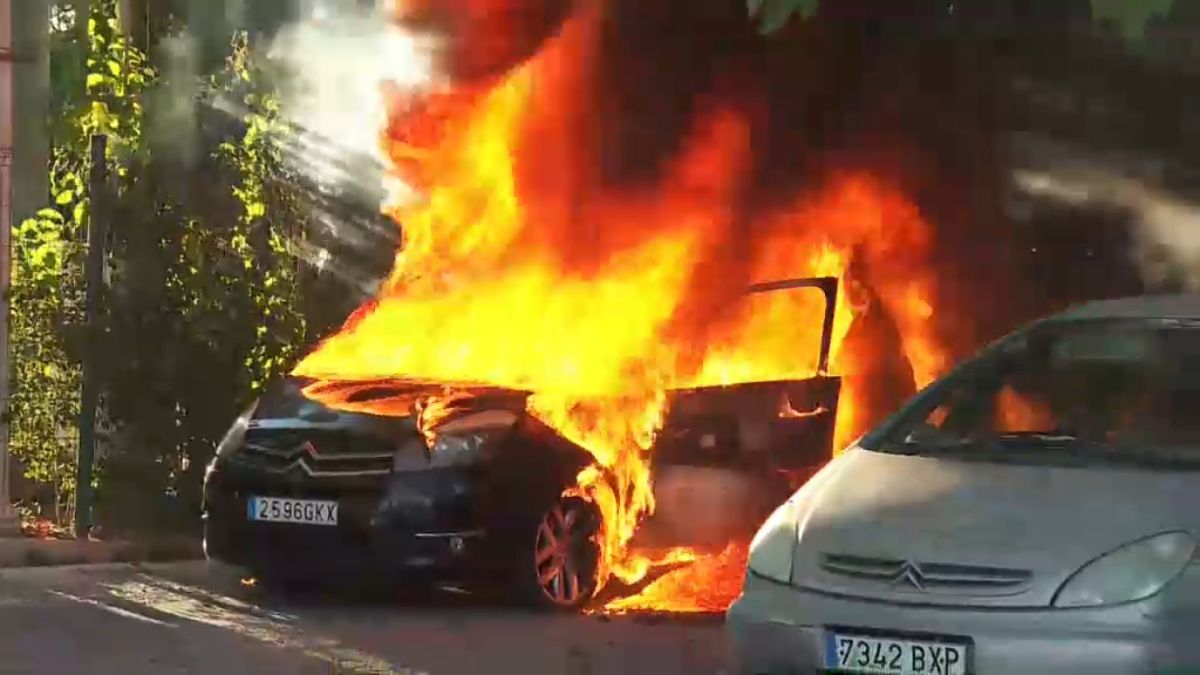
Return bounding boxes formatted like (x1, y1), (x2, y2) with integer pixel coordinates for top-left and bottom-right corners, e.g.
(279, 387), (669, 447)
(202, 278), (841, 609)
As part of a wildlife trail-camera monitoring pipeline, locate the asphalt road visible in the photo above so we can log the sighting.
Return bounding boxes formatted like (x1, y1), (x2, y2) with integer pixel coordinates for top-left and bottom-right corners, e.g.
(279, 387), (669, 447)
(0, 561), (733, 674)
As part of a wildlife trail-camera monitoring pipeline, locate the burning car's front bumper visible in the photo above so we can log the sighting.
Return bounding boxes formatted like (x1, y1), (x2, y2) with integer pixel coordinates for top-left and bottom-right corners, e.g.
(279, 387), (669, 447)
(202, 462), (498, 581)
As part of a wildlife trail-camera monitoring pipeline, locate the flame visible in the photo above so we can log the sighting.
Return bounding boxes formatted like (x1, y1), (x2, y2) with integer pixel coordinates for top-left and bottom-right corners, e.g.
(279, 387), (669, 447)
(599, 542), (749, 615)
(415, 390), (470, 446)
(293, 3), (952, 612)
(997, 386), (1055, 432)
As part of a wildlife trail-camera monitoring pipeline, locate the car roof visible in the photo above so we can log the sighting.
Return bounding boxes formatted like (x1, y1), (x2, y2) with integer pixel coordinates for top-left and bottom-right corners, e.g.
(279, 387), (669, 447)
(1052, 294), (1200, 322)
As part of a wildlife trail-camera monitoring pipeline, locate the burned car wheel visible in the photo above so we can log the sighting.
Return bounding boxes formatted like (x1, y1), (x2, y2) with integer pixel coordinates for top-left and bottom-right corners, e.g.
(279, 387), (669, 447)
(515, 496), (602, 610)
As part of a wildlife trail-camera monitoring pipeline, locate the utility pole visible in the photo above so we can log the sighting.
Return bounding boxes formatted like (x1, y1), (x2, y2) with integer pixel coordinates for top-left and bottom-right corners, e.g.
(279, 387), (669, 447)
(75, 135), (107, 540)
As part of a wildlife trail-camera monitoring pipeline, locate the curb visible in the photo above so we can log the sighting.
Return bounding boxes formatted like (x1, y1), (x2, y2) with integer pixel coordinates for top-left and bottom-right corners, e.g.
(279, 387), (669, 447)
(0, 537), (203, 569)
(0, 561), (143, 576)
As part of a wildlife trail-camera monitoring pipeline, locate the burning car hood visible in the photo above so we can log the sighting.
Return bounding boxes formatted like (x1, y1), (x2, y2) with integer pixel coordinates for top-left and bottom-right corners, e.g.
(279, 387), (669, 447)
(790, 447), (1200, 608)
(294, 377), (531, 419)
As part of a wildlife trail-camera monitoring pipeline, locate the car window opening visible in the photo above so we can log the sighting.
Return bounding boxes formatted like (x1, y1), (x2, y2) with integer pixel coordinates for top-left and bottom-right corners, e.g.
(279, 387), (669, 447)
(883, 321), (1200, 465)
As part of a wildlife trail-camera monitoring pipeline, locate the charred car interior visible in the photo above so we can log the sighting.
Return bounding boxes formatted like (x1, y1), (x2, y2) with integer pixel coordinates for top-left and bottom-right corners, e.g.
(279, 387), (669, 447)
(202, 277), (840, 609)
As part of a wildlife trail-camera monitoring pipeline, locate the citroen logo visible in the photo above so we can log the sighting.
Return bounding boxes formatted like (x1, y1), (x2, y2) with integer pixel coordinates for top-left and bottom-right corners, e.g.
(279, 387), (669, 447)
(893, 560), (926, 590)
(245, 440), (318, 460)
(269, 441), (316, 461)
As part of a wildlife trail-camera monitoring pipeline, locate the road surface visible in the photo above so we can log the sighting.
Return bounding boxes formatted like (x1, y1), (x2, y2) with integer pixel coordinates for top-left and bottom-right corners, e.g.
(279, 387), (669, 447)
(0, 561), (732, 674)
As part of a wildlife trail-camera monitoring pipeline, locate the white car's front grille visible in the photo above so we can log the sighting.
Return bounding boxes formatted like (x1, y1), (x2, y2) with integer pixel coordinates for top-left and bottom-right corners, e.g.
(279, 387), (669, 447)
(820, 553), (1032, 591)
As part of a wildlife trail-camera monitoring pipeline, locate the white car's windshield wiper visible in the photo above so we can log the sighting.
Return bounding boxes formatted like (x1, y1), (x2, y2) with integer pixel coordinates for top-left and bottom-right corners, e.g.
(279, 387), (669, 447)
(894, 432), (1116, 464)
(891, 428), (1200, 467)
(992, 431), (1081, 444)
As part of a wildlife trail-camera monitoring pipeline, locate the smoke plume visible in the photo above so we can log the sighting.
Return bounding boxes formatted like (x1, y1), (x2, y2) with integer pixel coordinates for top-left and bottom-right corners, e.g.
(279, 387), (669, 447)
(1013, 158), (1200, 293)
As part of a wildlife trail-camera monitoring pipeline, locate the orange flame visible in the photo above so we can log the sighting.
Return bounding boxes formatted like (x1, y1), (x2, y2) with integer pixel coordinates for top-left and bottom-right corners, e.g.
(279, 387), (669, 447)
(294, 4), (950, 611)
(599, 542), (749, 615)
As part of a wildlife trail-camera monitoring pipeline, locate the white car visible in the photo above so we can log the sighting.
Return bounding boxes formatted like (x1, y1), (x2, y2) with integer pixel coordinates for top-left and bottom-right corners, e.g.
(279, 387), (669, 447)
(727, 294), (1200, 675)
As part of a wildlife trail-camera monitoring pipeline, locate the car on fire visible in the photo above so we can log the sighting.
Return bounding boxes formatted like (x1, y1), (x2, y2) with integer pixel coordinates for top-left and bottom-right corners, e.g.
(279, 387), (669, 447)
(728, 294), (1200, 675)
(202, 277), (841, 609)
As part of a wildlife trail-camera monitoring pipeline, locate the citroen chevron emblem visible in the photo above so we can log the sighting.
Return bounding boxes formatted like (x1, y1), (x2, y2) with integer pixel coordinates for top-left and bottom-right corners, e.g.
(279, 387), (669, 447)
(243, 439), (391, 478)
(894, 560), (926, 590)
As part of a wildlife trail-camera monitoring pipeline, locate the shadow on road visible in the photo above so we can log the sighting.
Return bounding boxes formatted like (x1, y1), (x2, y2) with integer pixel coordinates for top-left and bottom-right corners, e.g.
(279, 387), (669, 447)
(31, 562), (732, 674)
(216, 563), (726, 624)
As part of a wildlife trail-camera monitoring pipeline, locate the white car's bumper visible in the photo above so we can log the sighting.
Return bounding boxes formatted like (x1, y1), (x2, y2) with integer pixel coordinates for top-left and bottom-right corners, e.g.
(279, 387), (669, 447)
(726, 573), (1196, 675)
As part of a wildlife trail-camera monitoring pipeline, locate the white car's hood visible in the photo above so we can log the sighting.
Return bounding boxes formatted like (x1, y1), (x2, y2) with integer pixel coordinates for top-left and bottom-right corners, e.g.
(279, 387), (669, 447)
(790, 447), (1200, 607)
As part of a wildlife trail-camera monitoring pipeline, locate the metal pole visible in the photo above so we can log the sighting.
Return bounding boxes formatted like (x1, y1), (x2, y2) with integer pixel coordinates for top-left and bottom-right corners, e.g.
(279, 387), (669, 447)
(75, 134), (107, 539)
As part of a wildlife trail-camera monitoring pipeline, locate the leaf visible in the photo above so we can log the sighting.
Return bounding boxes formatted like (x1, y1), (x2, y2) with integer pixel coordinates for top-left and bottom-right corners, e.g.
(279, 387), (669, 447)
(750, 0), (820, 34)
(246, 201), (266, 219)
(55, 191), (75, 205)
(35, 208), (64, 223)
(106, 60), (121, 77)
(86, 72), (105, 89)
(89, 100), (111, 129)
(1090, 0), (1175, 42)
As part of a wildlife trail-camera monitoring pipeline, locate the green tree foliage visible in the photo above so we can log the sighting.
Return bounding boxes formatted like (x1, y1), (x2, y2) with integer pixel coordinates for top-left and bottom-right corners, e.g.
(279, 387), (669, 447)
(9, 204), (82, 524)
(95, 34), (307, 532)
(10, 3), (152, 524)
(13, 1), (308, 532)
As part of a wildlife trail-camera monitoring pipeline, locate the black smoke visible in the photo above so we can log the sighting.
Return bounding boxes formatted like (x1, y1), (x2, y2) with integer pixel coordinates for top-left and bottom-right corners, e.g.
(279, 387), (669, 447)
(395, 0), (1196, 422)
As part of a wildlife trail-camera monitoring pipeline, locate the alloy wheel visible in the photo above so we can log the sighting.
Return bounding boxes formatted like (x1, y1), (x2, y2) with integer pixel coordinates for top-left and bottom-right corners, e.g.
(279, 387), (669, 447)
(532, 499), (597, 607)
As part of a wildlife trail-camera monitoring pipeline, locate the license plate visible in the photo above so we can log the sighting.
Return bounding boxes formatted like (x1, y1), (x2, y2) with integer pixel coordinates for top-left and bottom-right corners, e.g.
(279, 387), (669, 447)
(825, 631), (969, 675)
(248, 496), (338, 526)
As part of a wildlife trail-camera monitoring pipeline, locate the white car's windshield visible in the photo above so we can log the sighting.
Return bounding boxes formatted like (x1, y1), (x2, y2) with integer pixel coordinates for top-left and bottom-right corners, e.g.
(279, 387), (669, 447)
(880, 319), (1200, 466)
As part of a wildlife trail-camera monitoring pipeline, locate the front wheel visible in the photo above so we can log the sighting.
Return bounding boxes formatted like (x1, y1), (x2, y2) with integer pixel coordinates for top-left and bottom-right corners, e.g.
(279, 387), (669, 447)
(513, 496), (602, 610)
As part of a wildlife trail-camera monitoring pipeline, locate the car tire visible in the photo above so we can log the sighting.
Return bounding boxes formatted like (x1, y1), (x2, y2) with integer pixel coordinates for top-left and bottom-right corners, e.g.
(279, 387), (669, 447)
(512, 495), (603, 611)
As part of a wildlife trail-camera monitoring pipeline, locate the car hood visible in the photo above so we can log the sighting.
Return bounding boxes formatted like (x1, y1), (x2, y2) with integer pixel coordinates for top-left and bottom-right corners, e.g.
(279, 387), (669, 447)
(790, 447), (1200, 607)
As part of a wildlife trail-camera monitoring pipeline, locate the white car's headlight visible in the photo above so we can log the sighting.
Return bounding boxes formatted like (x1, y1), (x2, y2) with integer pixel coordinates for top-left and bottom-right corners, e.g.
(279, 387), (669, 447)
(747, 497), (802, 584)
(1053, 532), (1196, 608)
